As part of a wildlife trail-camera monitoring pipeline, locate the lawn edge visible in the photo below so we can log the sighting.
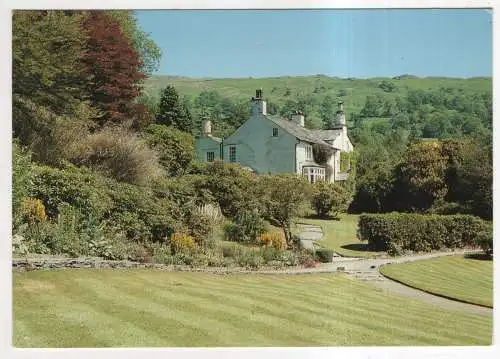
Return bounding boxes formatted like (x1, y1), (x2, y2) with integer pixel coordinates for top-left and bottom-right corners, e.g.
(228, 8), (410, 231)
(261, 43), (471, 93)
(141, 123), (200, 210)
(379, 265), (493, 309)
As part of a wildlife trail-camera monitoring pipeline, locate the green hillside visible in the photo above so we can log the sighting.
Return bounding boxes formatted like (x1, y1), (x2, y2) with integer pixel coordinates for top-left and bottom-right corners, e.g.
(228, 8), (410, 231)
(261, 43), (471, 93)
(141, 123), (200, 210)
(144, 74), (492, 116)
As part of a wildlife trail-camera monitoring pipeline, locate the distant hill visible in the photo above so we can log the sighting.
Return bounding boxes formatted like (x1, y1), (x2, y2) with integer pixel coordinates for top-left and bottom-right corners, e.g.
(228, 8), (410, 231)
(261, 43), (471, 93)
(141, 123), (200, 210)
(144, 74), (492, 116)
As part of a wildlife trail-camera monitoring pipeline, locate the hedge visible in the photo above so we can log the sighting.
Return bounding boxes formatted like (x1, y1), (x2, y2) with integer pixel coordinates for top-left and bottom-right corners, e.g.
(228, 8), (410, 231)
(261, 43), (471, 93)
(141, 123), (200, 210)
(315, 248), (334, 263)
(358, 213), (490, 256)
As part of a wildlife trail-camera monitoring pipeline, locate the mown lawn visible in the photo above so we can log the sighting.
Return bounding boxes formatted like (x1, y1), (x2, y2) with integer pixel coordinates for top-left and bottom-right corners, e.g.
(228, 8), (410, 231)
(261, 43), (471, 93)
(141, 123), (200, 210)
(13, 269), (491, 347)
(380, 255), (493, 307)
(298, 214), (385, 258)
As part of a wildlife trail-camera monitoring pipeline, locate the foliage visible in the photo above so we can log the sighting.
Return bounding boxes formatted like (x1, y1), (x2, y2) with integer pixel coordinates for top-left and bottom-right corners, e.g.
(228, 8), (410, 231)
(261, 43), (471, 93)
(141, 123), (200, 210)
(20, 198), (48, 224)
(12, 11), (87, 118)
(169, 232), (197, 255)
(394, 141), (448, 211)
(312, 144), (332, 165)
(223, 210), (267, 243)
(30, 164), (113, 220)
(186, 204), (223, 247)
(12, 142), (34, 228)
(106, 10), (162, 75)
(71, 126), (163, 185)
(13, 90), (97, 166)
(315, 248), (334, 263)
(475, 223), (493, 257)
(156, 85), (193, 132)
(339, 152), (352, 172)
(200, 161), (263, 219)
(261, 174), (311, 246)
(311, 181), (351, 218)
(81, 11), (147, 127)
(258, 231), (287, 251)
(142, 124), (196, 176)
(358, 213), (489, 256)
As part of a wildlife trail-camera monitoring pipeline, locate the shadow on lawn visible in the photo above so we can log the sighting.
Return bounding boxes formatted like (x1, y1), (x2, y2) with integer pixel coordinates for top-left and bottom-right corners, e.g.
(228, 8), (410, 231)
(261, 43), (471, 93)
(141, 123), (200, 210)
(464, 252), (493, 261)
(341, 243), (386, 253)
(302, 214), (341, 221)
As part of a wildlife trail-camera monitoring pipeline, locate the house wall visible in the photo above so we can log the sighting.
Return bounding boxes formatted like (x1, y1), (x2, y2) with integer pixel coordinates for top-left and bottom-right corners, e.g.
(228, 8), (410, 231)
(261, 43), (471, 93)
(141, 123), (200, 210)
(327, 150), (338, 182)
(196, 137), (221, 162)
(222, 114), (296, 174)
(332, 126), (353, 153)
(295, 141), (314, 175)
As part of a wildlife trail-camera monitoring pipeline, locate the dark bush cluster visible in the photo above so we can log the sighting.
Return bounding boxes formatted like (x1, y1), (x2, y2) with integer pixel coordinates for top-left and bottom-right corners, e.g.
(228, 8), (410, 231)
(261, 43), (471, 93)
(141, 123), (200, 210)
(358, 213), (490, 256)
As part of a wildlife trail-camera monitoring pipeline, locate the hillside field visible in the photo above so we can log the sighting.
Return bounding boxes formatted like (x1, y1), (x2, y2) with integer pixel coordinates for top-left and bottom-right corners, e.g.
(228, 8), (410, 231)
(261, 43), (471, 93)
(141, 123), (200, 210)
(144, 74), (492, 116)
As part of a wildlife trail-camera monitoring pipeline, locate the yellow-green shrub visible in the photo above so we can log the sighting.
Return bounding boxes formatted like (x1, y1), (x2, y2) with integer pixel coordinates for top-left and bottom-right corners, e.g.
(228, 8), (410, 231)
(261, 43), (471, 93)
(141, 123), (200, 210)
(170, 232), (197, 254)
(259, 231), (286, 251)
(20, 197), (47, 223)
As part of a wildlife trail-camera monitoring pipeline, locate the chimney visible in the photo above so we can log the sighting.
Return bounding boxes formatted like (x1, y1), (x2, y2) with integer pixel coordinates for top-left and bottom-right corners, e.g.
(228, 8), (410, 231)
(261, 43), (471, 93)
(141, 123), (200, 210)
(291, 110), (305, 127)
(338, 101), (344, 112)
(334, 101), (346, 127)
(201, 119), (212, 137)
(251, 88), (267, 116)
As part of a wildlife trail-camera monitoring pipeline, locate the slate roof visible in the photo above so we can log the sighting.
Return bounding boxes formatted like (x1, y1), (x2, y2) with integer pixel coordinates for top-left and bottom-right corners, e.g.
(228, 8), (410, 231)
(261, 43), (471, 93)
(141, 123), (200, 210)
(207, 134), (222, 142)
(312, 129), (342, 141)
(265, 115), (331, 147)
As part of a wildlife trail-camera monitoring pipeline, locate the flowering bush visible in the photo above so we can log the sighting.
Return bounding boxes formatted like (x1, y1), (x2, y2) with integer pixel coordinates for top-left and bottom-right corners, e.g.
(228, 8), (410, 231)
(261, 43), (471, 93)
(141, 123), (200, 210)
(20, 197), (47, 223)
(170, 232), (197, 255)
(259, 231), (286, 251)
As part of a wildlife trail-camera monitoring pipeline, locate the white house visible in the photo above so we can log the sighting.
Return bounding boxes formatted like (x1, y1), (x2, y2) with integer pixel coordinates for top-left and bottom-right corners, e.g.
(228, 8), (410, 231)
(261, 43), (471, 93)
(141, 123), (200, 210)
(196, 89), (354, 183)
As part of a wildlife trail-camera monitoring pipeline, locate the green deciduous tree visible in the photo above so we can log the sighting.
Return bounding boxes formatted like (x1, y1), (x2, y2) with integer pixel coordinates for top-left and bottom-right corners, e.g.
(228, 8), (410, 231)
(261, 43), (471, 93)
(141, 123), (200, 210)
(261, 174), (311, 247)
(394, 141), (448, 211)
(12, 11), (89, 149)
(106, 10), (162, 75)
(142, 124), (196, 177)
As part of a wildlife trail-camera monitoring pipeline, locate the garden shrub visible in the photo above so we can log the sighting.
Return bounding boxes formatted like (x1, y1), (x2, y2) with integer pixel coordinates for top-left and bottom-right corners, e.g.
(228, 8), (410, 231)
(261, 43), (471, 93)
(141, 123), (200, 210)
(12, 141), (34, 228)
(169, 232), (197, 255)
(19, 197), (48, 224)
(258, 231), (287, 250)
(104, 179), (181, 242)
(187, 203), (224, 246)
(258, 245), (281, 263)
(236, 249), (264, 269)
(315, 248), (334, 263)
(358, 213), (489, 256)
(70, 125), (163, 185)
(30, 164), (113, 220)
(475, 222), (493, 257)
(201, 161), (263, 219)
(142, 124), (196, 177)
(220, 242), (245, 258)
(223, 209), (267, 243)
(311, 180), (351, 218)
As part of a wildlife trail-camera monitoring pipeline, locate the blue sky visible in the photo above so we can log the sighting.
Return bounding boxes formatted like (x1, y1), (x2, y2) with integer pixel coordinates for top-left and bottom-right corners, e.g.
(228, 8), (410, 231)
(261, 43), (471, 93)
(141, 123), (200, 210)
(136, 9), (492, 78)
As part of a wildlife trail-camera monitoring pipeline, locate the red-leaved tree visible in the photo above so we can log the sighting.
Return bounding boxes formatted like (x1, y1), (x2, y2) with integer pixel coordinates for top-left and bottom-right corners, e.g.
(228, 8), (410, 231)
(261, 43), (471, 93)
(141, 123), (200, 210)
(81, 11), (148, 127)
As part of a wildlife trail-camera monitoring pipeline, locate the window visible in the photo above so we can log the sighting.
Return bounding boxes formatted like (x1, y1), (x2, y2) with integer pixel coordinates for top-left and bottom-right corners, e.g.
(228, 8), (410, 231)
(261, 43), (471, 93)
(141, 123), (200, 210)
(229, 146), (236, 163)
(206, 151), (215, 162)
(302, 166), (325, 183)
(272, 128), (278, 137)
(305, 145), (313, 160)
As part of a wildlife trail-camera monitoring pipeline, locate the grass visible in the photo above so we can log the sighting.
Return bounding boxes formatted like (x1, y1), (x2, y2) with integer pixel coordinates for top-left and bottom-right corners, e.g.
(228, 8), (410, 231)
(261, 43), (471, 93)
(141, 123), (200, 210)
(13, 269), (491, 347)
(380, 255), (493, 307)
(298, 214), (384, 258)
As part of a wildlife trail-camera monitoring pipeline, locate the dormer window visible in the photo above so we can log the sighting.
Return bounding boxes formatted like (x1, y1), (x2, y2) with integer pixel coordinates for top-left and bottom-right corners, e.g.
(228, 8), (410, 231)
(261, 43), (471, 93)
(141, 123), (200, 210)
(273, 128), (278, 137)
